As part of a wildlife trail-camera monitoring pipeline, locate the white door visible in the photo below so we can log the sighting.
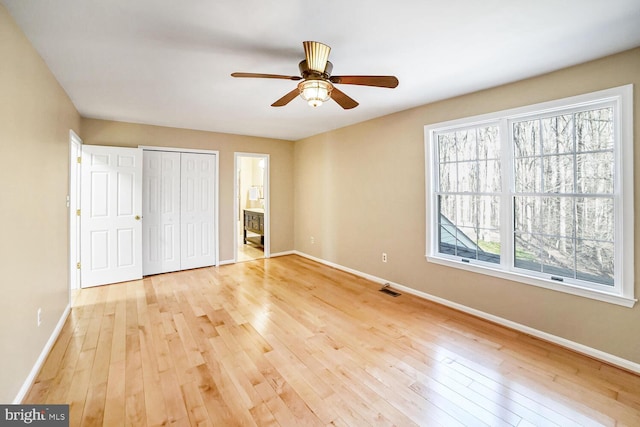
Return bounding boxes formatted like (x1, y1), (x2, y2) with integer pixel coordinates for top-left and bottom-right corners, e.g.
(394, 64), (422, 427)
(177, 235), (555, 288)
(180, 153), (216, 270)
(81, 145), (143, 287)
(142, 151), (181, 275)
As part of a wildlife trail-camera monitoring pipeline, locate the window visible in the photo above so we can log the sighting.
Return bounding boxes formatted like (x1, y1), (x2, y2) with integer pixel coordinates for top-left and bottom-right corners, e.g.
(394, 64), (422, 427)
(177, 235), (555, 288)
(437, 125), (502, 264)
(425, 85), (634, 307)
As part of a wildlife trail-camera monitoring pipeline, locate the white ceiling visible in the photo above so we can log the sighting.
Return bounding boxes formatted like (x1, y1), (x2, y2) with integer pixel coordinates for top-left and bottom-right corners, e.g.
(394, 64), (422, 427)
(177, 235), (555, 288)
(3, 0), (640, 141)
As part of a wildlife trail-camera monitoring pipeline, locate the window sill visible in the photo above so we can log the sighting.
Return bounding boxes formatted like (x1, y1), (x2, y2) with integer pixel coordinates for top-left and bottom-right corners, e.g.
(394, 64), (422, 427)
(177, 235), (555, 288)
(426, 255), (636, 308)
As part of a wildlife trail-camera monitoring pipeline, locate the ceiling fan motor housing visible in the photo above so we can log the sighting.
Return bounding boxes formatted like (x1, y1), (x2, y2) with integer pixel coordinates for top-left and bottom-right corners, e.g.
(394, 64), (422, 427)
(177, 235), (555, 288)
(299, 60), (333, 80)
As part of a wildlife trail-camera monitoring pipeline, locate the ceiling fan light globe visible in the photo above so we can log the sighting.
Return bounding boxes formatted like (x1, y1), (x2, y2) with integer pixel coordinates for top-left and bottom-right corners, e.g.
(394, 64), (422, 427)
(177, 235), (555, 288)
(298, 80), (332, 108)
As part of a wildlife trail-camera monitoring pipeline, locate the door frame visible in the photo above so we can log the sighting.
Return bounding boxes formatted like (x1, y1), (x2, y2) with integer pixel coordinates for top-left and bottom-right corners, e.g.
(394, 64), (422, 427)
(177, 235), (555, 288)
(140, 146), (220, 268)
(234, 152), (270, 262)
(68, 130), (82, 293)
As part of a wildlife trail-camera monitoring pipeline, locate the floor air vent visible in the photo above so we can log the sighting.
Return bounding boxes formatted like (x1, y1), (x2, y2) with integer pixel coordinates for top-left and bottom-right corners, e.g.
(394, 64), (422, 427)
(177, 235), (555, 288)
(379, 283), (401, 297)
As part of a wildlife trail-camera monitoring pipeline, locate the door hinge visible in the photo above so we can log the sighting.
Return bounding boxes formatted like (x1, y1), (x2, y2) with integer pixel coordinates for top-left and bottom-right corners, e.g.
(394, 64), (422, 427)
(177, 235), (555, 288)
(77, 156), (82, 164)
(76, 209), (81, 216)
(76, 262), (81, 270)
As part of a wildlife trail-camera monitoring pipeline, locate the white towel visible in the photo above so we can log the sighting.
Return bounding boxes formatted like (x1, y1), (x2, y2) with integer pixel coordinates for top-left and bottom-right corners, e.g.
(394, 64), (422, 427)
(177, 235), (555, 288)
(249, 187), (259, 201)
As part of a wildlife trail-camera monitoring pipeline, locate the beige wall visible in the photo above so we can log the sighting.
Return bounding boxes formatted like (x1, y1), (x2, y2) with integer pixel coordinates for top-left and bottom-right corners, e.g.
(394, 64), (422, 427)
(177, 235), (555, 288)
(80, 119), (294, 261)
(294, 48), (640, 364)
(0, 5), (81, 402)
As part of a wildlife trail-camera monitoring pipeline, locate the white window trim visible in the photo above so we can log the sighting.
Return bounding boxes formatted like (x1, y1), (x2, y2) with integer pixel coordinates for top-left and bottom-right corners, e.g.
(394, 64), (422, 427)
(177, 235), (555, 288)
(424, 85), (635, 307)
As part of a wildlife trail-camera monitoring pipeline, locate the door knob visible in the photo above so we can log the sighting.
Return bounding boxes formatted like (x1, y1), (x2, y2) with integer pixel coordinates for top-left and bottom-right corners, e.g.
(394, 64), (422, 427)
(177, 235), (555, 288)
(135, 215), (141, 220)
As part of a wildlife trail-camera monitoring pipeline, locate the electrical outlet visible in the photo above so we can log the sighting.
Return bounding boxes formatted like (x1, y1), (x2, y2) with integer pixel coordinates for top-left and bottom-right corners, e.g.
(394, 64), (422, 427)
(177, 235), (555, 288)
(382, 252), (388, 263)
(310, 236), (315, 244)
(37, 308), (42, 327)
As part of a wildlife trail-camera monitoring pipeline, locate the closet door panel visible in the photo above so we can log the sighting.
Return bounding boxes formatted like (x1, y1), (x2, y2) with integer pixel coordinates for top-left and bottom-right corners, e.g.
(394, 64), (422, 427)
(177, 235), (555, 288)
(142, 151), (181, 275)
(180, 153), (216, 270)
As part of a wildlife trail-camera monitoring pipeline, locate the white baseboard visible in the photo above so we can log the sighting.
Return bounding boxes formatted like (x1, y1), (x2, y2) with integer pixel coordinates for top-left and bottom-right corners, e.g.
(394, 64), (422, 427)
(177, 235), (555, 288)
(220, 251), (295, 266)
(292, 251), (640, 375)
(14, 304), (71, 403)
(270, 250), (295, 258)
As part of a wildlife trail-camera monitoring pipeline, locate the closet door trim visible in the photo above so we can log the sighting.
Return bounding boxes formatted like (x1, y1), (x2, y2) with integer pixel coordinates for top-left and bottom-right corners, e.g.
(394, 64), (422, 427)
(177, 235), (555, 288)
(140, 146), (219, 155)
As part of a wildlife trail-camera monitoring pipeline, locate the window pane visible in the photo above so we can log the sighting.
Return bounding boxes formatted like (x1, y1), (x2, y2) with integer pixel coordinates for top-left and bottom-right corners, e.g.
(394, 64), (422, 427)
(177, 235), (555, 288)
(438, 133), (457, 163)
(477, 228), (500, 264)
(514, 233), (542, 272)
(513, 120), (540, 158)
(543, 154), (574, 193)
(438, 195), (463, 257)
(478, 159), (501, 193)
(456, 226), (478, 259)
(478, 125), (500, 160)
(456, 195), (476, 228)
(576, 151), (614, 194)
(541, 197), (574, 238)
(514, 196), (542, 234)
(458, 161), (478, 193)
(476, 196), (500, 230)
(437, 193), (500, 264)
(542, 114), (574, 154)
(576, 107), (614, 152)
(439, 162), (456, 192)
(576, 240), (614, 286)
(541, 236), (574, 277)
(576, 197), (614, 241)
(456, 129), (477, 161)
(439, 224), (481, 259)
(477, 197), (501, 261)
(514, 157), (541, 193)
(438, 223), (458, 255)
(439, 195), (456, 222)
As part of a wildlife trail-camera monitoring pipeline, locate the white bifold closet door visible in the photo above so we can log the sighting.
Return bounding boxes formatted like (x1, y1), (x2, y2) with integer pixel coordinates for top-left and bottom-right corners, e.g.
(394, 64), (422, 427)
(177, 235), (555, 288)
(142, 151), (181, 275)
(180, 153), (216, 270)
(143, 151), (216, 276)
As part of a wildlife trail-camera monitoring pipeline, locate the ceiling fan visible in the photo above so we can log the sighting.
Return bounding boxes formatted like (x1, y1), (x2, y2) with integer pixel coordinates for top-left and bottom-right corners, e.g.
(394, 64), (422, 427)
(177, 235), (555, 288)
(231, 41), (399, 109)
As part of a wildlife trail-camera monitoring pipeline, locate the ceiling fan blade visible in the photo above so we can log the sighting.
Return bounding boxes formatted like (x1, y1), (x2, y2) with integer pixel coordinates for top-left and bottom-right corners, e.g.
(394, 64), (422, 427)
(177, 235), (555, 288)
(231, 72), (301, 81)
(271, 88), (300, 107)
(303, 41), (331, 73)
(330, 86), (359, 110)
(329, 75), (399, 88)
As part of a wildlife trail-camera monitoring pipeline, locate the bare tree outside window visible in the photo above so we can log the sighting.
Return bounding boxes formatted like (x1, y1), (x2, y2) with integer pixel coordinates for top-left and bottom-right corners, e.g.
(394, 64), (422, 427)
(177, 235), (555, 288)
(513, 108), (615, 285)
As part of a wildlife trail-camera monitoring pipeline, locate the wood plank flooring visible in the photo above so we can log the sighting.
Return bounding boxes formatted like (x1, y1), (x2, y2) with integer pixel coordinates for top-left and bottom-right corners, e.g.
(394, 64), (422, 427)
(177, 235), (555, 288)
(237, 241), (264, 262)
(25, 255), (640, 426)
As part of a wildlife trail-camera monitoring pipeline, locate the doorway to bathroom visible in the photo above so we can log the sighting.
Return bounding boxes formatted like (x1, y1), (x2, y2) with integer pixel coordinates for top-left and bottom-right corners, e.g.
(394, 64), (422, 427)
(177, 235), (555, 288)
(234, 153), (269, 262)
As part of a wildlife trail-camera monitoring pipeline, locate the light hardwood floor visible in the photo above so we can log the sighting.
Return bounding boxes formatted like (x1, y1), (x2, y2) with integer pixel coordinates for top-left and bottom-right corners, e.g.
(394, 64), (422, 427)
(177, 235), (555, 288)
(26, 255), (640, 426)
(237, 242), (264, 263)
